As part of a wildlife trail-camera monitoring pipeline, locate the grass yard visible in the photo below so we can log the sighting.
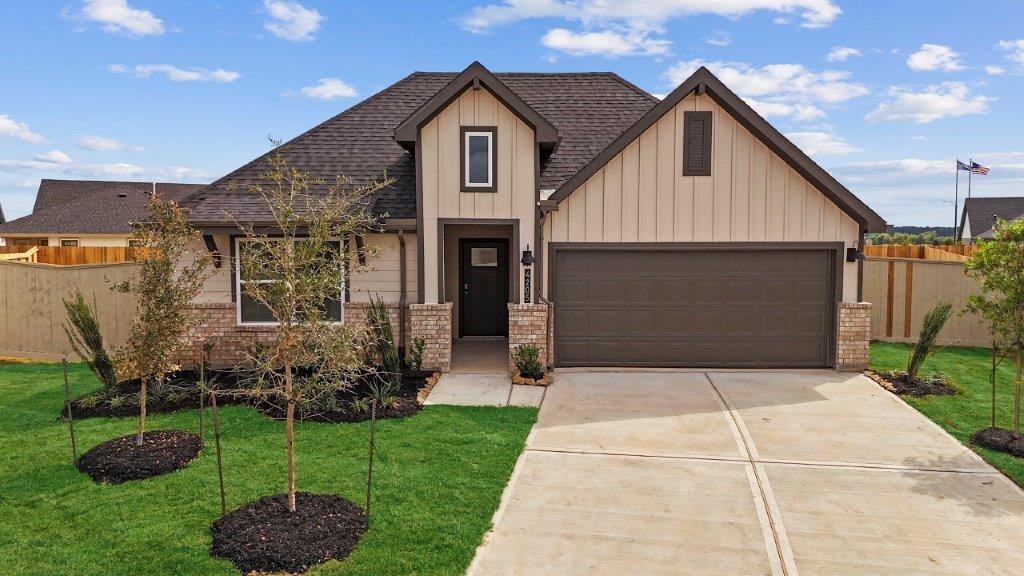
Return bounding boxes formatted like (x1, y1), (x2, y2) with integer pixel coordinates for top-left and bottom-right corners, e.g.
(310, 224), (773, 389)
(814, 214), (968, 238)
(0, 362), (537, 575)
(870, 341), (1024, 487)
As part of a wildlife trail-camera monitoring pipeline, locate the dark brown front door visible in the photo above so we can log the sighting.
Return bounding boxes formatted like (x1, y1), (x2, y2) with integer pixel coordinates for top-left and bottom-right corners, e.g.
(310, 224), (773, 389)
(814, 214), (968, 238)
(460, 239), (509, 336)
(552, 245), (837, 368)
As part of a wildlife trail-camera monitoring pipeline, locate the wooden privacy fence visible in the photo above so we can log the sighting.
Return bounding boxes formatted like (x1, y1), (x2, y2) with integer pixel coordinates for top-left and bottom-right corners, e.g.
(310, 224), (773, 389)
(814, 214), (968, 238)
(0, 246), (146, 265)
(864, 244), (978, 261)
(0, 261), (140, 360)
(862, 257), (990, 347)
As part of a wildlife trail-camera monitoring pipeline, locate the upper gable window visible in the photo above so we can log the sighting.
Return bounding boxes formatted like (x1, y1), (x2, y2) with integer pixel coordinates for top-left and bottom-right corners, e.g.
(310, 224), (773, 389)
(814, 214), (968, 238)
(683, 111), (712, 177)
(461, 126), (496, 192)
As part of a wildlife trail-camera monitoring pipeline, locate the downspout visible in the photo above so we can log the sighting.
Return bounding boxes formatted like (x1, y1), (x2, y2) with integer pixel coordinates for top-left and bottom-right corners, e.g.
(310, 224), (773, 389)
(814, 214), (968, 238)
(857, 228), (865, 302)
(398, 229), (407, 357)
(537, 209), (554, 370)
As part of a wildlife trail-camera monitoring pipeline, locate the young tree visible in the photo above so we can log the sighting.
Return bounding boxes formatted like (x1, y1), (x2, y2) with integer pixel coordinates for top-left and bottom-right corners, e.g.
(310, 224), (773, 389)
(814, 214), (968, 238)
(114, 197), (213, 445)
(906, 301), (953, 381)
(965, 219), (1024, 433)
(231, 152), (391, 512)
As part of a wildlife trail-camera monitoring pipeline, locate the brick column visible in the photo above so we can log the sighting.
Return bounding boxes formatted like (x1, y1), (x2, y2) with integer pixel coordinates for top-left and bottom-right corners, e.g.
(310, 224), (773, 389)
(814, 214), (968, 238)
(410, 303), (453, 372)
(836, 302), (871, 371)
(508, 303), (549, 371)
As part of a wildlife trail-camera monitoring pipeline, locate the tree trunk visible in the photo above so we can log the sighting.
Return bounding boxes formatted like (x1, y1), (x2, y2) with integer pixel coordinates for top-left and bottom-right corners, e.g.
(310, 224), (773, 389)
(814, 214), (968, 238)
(285, 360), (297, 513)
(1014, 349), (1022, 434)
(136, 372), (147, 445)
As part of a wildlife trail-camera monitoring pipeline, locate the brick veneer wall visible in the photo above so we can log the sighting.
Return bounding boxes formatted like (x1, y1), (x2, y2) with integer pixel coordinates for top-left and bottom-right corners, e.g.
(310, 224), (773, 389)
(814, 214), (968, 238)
(410, 303), (453, 372)
(508, 303), (549, 371)
(186, 302), (411, 368)
(836, 302), (871, 371)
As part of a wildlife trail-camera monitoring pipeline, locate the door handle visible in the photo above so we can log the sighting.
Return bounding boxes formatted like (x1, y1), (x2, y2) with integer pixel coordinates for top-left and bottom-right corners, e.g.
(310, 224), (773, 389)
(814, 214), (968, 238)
(463, 283), (469, 293)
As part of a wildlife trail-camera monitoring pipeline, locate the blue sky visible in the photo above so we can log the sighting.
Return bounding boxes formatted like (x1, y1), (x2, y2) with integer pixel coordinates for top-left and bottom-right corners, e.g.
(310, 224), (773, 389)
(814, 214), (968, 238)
(2, 0), (1023, 227)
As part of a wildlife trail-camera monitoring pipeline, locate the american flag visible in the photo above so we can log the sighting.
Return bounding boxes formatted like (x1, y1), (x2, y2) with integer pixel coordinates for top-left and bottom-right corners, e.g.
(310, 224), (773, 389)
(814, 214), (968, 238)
(970, 161), (990, 175)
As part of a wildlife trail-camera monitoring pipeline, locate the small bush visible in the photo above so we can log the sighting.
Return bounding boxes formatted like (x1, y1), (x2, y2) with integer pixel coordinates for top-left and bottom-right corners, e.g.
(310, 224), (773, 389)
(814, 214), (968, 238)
(405, 337), (426, 376)
(511, 345), (544, 380)
(62, 290), (119, 391)
(366, 295), (401, 401)
(907, 301), (953, 380)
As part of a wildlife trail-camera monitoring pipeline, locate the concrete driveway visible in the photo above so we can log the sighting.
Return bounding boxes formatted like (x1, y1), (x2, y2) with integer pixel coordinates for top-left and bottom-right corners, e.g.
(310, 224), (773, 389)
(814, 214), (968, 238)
(468, 371), (1024, 576)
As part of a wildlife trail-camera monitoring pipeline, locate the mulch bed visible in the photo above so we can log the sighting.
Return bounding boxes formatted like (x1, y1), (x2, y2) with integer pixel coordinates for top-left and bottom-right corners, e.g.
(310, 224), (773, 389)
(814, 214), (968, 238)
(76, 430), (202, 483)
(257, 372), (430, 424)
(866, 370), (958, 397)
(210, 492), (366, 575)
(62, 369), (247, 419)
(971, 427), (1024, 458)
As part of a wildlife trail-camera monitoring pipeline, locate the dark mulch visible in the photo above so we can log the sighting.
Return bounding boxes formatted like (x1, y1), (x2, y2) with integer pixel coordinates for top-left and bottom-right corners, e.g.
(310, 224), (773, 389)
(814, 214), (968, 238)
(971, 427), (1024, 458)
(76, 430), (202, 484)
(257, 372), (430, 424)
(211, 492), (366, 575)
(879, 371), (958, 397)
(62, 368), (247, 419)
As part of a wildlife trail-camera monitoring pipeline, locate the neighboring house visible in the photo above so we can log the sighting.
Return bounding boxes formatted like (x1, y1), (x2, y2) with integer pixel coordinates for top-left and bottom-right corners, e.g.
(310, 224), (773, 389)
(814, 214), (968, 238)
(0, 179), (205, 250)
(958, 196), (1024, 243)
(184, 62), (886, 371)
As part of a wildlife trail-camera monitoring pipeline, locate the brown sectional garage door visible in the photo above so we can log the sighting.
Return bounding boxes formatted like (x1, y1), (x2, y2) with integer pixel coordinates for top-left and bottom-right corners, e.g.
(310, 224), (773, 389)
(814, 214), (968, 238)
(552, 245), (837, 368)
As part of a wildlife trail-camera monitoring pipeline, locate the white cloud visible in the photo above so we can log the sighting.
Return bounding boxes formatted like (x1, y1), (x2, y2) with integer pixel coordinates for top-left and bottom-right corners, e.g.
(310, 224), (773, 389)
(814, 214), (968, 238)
(998, 39), (1024, 67)
(826, 46), (860, 62)
(0, 114), (45, 144)
(77, 134), (125, 151)
(263, 0), (325, 41)
(0, 157), (215, 181)
(664, 60), (867, 122)
(34, 150), (72, 164)
(907, 44), (965, 72)
(294, 78), (358, 100)
(76, 0), (164, 37)
(866, 82), (992, 123)
(650, 93), (667, 100)
(541, 28), (669, 57)
(786, 131), (860, 155)
(109, 63), (240, 82)
(705, 31), (731, 47)
(984, 65), (1005, 75)
(461, 0), (841, 33)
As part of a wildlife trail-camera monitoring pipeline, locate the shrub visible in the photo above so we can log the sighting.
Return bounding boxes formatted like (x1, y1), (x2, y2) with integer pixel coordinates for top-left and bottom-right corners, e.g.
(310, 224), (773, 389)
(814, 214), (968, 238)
(907, 301), (953, 380)
(62, 290), (118, 391)
(365, 295), (402, 401)
(404, 337), (426, 376)
(511, 344), (544, 380)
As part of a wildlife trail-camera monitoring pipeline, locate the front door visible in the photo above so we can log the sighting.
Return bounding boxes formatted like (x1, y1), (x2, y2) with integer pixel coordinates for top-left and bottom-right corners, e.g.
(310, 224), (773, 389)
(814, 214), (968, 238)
(460, 239), (509, 336)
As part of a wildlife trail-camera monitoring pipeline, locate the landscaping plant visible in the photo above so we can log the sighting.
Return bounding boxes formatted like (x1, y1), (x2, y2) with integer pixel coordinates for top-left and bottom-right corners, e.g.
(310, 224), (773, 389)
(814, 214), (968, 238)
(365, 294), (402, 404)
(512, 344), (544, 380)
(113, 196), (213, 445)
(906, 301), (953, 380)
(62, 290), (118, 392)
(228, 151), (391, 513)
(405, 336), (426, 376)
(965, 219), (1024, 435)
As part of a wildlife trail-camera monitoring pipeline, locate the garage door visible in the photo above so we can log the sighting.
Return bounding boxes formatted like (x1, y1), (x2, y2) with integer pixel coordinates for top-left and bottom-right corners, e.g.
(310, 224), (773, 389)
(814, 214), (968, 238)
(552, 246), (836, 368)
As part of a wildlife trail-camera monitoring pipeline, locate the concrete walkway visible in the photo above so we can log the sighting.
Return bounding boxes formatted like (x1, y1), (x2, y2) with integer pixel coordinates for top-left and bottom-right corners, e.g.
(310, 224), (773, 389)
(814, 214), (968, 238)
(423, 373), (545, 407)
(468, 371), (1024, 576)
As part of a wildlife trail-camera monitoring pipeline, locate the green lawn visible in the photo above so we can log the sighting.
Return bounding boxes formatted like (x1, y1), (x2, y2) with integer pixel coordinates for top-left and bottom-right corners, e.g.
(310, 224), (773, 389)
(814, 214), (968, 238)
(870, 341), (1024, 487)
(0, 362), (536, 575)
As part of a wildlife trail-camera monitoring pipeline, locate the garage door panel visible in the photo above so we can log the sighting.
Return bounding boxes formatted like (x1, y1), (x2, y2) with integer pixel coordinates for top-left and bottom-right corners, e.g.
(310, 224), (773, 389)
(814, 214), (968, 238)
(554, 246), (835, 368)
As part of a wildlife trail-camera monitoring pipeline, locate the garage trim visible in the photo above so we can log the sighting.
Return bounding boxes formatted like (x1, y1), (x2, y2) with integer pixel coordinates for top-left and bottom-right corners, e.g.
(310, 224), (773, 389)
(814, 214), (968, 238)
(547, 242), (844, 368)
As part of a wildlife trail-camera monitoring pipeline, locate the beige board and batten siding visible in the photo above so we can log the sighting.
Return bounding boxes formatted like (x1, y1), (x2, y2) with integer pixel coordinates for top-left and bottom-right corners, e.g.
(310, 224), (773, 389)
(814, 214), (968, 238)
(193, 233), (418, 306)
(420, 88), (535, 303)
(542, 92), (860, 302)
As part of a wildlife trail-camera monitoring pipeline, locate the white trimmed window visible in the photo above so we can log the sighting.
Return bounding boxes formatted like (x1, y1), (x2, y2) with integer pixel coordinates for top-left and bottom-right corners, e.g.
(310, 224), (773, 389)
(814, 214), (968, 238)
(462, 127), (496, 191)
(234, 237), (344, 325)
(59, 238), (80, 246)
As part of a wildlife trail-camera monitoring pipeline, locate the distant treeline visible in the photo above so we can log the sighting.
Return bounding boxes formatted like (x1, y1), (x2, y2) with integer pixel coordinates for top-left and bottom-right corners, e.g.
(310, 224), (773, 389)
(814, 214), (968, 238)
(867, 226), (956, 246)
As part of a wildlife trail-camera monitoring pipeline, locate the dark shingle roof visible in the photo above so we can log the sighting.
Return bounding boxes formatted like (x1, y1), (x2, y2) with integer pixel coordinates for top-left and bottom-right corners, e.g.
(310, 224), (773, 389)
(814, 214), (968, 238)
(0, 180), (204, 235)
(185, 71), (657, 223)
(960, 196), (1024, 239)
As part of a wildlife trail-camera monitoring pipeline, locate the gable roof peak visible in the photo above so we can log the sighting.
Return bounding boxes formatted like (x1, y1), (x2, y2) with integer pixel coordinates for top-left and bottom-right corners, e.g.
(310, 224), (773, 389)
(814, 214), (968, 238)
(393, 61), (560, 147)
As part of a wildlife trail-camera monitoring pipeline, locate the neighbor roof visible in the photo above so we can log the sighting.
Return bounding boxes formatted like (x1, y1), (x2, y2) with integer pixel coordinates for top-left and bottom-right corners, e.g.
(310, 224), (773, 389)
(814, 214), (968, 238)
(184, 68), (657, 224)
(960, 196), (1024, 239)
(0, 179), (204, 235)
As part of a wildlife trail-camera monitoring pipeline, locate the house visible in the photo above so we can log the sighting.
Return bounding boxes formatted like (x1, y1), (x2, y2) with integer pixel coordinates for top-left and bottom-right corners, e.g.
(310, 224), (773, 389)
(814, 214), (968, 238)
(958, 196), (1024, 243)
(0, 179), (205, 250)
(183, 62), (886, 372)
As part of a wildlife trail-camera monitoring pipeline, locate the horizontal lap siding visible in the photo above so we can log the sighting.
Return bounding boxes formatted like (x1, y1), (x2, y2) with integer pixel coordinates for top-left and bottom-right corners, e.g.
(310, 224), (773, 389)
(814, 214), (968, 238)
(543, 92), (859, 302)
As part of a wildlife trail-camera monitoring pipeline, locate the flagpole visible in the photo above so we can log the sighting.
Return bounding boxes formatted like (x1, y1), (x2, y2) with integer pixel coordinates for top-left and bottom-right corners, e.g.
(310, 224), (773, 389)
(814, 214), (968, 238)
(968, 157), (973, 199)
(954, 158), (960, 242)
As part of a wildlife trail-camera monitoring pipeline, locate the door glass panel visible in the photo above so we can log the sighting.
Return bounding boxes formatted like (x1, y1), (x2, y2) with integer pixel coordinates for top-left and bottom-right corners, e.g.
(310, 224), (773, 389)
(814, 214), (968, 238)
(471, 247), (498, 267)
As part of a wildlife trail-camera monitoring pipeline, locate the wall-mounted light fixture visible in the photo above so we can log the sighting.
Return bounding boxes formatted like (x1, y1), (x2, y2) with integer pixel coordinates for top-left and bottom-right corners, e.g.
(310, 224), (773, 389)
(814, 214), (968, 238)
(846, 241), (864, 263)
(521, 245), (535, 266)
